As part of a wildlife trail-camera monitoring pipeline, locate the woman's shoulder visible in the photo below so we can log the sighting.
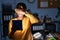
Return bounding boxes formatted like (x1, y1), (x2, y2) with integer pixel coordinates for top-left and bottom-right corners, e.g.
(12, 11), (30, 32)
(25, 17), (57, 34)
(10, 18), (17, 21)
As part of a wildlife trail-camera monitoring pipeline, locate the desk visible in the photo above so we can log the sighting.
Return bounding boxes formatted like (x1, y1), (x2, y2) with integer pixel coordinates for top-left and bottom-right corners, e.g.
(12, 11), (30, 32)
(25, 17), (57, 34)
(54, 33), (60, 40)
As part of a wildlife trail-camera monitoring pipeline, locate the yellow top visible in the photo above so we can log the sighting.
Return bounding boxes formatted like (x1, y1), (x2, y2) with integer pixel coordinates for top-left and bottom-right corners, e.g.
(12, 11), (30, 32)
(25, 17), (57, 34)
(8, 12), (39, 40)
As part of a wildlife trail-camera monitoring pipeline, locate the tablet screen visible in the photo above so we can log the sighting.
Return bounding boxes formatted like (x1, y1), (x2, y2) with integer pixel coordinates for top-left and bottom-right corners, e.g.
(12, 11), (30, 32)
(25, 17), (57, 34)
(12, 20), (22, 30)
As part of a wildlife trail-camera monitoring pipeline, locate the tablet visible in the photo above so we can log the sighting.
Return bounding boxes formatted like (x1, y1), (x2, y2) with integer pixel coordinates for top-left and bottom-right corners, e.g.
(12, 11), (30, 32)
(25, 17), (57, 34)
(12, 20), (22, 30)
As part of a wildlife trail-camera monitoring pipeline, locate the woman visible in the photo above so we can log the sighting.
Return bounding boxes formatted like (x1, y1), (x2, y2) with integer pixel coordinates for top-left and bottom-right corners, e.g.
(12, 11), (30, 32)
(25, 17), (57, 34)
(8, 3), (39, 40)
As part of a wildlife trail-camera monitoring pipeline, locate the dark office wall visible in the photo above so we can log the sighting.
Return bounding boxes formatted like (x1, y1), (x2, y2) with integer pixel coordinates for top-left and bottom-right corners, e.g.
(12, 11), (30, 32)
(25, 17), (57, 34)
(1, 0), (58, 19)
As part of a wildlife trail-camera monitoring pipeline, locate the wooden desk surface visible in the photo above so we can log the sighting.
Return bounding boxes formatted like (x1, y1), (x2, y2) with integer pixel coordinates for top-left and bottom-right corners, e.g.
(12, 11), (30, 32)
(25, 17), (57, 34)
(54, 33), (60, 40)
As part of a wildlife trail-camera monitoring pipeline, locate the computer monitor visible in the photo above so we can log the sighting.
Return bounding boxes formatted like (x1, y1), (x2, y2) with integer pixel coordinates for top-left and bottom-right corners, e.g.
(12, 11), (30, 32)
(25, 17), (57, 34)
(45, 23), (56, 33)
(31, 23), (45, 34)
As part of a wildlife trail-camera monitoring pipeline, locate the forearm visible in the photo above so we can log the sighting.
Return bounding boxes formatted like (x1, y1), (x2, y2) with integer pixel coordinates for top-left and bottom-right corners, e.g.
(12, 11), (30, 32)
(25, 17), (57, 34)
(25, 12), (39, 24)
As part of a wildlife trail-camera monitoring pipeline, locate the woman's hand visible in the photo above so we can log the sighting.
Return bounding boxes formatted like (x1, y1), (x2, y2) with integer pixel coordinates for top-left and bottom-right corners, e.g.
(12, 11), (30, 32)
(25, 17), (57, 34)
(15, 9), (26, 15)
(20, 11), (26, 15)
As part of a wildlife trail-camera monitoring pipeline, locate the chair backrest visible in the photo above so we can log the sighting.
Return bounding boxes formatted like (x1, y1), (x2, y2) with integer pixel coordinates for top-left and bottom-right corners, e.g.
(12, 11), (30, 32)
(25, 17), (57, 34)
(2, 4), (13, 37)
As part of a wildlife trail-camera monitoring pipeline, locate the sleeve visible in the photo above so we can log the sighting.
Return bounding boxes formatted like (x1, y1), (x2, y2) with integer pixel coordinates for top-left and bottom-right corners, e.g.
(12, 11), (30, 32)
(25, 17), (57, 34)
(8, 19), (12, 35)
(25, 12), (39, 24)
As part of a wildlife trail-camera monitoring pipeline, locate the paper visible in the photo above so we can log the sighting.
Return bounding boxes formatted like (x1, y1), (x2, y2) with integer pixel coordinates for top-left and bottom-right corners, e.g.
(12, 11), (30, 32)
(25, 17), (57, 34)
(40, 2), (48, 7)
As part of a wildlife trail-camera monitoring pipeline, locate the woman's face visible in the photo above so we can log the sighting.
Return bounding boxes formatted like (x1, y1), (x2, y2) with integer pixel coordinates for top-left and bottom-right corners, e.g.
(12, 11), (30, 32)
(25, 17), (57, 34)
(15, 9), (25, 17)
